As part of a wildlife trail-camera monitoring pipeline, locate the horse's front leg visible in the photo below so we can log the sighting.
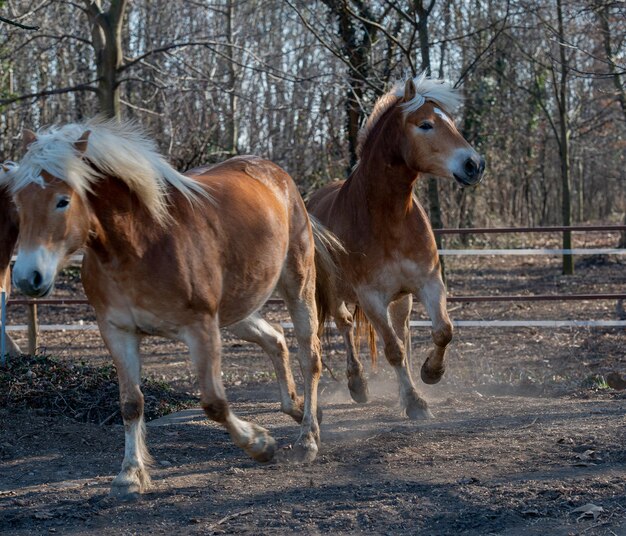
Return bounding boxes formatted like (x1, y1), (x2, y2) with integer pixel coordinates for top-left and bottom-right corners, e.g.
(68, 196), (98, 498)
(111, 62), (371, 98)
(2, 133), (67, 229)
(98, 322), (151, 500)
(419, 272), (453, 385)
(1, 272), (22, 356)
(184, 318), (276, 463)
(358, 290), (432, 420)
(230, 312), (305, 423)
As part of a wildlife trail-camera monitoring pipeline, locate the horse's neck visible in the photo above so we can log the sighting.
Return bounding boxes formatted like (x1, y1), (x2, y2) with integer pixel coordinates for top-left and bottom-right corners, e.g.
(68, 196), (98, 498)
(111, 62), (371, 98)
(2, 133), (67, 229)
(86, 178), (161, 262)
(344, 145), (417, 228)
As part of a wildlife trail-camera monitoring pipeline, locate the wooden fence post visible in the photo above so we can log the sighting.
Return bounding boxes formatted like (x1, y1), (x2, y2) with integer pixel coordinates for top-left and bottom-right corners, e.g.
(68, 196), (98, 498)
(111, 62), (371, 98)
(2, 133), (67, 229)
(27, 303), (38, 355)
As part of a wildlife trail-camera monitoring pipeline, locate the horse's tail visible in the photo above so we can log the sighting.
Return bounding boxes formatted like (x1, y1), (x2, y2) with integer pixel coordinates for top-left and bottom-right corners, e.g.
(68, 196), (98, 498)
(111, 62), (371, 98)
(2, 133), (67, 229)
(309, 215), (345, 339)
(354, 305), (378, 370)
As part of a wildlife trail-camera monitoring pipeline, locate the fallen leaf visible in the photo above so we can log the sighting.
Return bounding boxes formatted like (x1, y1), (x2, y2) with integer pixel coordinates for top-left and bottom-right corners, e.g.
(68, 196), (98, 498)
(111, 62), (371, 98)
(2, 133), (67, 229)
(457, 476), (479, 485)
(33, 511), (55, 520)
(571, 503), (604, 521)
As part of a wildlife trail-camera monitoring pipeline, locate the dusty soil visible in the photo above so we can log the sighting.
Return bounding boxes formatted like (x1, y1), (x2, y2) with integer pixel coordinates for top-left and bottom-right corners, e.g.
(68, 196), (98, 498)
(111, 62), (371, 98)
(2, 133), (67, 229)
(1, 232), (625, 535)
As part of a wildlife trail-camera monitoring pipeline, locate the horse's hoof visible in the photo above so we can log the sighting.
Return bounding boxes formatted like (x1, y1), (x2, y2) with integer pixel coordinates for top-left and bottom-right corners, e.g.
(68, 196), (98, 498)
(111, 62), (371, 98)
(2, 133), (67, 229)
(109, 486), (141, 502)
(291, 436), (319, 464)
(421, 363), (445, 385)
(109, 471), (147, 501)
(109, 475), (143, 502)
(348, 374), (369, 404)
(245, 426), (276, 463)
(405, 398), (434, 420)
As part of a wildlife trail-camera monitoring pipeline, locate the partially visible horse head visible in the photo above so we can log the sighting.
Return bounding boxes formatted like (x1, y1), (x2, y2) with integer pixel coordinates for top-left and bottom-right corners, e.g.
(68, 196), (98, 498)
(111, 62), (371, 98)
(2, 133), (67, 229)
(359, 73), (485, 187)
(0, 161), (20, 290)
(398, 74), (485, 186)
(11, 129), (93, 297)
(10, 120), (209, 298)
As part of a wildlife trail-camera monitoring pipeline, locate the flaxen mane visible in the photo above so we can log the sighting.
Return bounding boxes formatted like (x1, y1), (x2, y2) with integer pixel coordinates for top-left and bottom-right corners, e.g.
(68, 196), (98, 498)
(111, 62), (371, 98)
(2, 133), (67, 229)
(356, 72), (463, 157)
(11, 118), (210, 224)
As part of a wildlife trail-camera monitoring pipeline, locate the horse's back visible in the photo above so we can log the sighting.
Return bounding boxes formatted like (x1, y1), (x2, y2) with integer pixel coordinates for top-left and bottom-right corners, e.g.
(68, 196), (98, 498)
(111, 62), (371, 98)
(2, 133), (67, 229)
(187, 156), (297, 204)
(180, 156), (311, 326)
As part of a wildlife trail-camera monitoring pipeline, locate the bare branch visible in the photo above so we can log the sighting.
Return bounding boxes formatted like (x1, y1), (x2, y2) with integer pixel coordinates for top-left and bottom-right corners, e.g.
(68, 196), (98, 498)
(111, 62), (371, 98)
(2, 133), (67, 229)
(0, 83), (98, 106)
(0, 14), (40, 30)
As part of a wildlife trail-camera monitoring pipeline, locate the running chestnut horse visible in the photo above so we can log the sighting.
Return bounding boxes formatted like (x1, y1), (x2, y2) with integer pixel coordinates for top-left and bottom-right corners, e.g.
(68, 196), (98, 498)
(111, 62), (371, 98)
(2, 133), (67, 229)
(308, 74), (485, 419)
(9, 120), (322, 499)
(0, 163), (22, 357)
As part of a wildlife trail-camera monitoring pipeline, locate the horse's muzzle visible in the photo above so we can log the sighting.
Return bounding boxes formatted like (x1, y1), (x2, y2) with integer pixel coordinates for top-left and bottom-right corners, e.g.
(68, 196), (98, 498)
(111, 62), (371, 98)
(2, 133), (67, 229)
(13, 271), (54, 298)
(454, 156), (485, 187)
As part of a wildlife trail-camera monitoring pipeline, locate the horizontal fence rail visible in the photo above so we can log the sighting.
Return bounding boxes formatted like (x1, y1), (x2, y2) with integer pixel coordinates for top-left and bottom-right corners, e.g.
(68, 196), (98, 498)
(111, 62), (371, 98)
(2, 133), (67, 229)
(11, 247), (626, 264)
(433, 224), (626, 235)
(439, 248), (625, 256)
(4, 319), (626, 332)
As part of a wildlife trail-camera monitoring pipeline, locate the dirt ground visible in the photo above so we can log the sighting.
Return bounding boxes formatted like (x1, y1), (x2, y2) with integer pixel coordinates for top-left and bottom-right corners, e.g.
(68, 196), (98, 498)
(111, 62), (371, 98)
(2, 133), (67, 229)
(1, 233), (625, 535)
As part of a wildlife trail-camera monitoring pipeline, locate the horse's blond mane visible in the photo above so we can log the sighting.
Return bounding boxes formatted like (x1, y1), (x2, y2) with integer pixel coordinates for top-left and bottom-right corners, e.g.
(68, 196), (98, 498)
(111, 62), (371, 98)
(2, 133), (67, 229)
(11, 118), (210, 224)
(356, 72), (463, 157)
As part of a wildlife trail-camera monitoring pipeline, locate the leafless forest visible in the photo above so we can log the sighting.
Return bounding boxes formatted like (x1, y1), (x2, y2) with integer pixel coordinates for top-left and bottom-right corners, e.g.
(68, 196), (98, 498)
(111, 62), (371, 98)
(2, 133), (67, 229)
(0, 0), (624, 232)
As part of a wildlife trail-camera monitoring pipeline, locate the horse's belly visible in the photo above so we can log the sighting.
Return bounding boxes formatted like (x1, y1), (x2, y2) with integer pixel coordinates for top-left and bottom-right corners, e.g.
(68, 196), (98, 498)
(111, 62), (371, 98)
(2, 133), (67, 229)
(357, 258), (431, 301)
(105, 305), (184, 339)
(218, 256), (284, 327)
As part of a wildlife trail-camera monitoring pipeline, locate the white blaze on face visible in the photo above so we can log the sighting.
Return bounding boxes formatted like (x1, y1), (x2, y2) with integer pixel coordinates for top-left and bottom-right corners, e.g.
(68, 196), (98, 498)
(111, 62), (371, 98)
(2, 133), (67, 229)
(433, 107), (455, 130)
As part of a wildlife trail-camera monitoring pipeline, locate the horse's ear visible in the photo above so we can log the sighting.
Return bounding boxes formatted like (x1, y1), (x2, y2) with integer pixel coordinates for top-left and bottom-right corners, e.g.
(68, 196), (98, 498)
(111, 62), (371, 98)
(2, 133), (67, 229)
(403, 79), (417, 102)
(74, 130), (91, 154)
(23, 129), (37, 150)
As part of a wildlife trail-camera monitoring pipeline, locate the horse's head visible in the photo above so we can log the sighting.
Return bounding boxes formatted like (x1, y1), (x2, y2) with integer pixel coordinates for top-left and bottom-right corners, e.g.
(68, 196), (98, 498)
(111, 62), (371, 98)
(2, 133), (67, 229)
(12, 129), (92, 297)
(399, 78), (485, 187)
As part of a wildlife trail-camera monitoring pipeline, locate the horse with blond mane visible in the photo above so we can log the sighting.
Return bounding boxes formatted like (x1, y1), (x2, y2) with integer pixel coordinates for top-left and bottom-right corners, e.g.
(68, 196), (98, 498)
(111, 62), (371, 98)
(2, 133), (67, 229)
(8, 120), (323, 499)
(0, 163), (22, 357)
(308, 74), (485, 418)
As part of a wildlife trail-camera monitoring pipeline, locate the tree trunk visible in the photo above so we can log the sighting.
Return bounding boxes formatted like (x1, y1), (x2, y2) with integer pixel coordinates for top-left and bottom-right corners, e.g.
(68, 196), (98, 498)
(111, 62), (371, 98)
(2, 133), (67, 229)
(321, 0), (378, 175)
(86, 0), (127, 120)
(556, 0), (573, 275)
(597, 1), (626, 247)
(225, 0), (239, 155)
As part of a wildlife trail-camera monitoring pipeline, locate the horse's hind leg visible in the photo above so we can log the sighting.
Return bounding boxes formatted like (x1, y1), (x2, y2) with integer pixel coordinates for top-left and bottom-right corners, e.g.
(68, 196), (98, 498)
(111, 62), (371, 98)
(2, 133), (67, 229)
(230, 312), (305, 423)
(335, 303), (369, 403)
(389, 294), (413, 375)
(358, 290), (432, 420)
(419, 273), (453, 385)
(185, 317), (276, 463)
(98, 324), (151, 500)
(278, 259), (322, 463)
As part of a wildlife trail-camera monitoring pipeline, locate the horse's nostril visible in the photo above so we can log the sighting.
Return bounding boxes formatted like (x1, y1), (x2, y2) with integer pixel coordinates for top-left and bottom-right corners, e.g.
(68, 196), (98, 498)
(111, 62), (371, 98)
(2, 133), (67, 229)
(464, 158), (478, 176)
(32, 270), (42, 289)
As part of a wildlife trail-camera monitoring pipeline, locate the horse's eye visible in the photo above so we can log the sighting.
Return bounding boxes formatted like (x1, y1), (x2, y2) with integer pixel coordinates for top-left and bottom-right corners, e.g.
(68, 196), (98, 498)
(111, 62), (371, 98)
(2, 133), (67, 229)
(56, 198), (70, 209)
(419, 122), (434, 131)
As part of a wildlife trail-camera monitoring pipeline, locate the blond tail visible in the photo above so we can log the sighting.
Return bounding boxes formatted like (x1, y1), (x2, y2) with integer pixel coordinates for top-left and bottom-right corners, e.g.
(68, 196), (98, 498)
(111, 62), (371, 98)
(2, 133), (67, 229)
(309, 216), (345, 339)
(354, 305), (378, 370)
